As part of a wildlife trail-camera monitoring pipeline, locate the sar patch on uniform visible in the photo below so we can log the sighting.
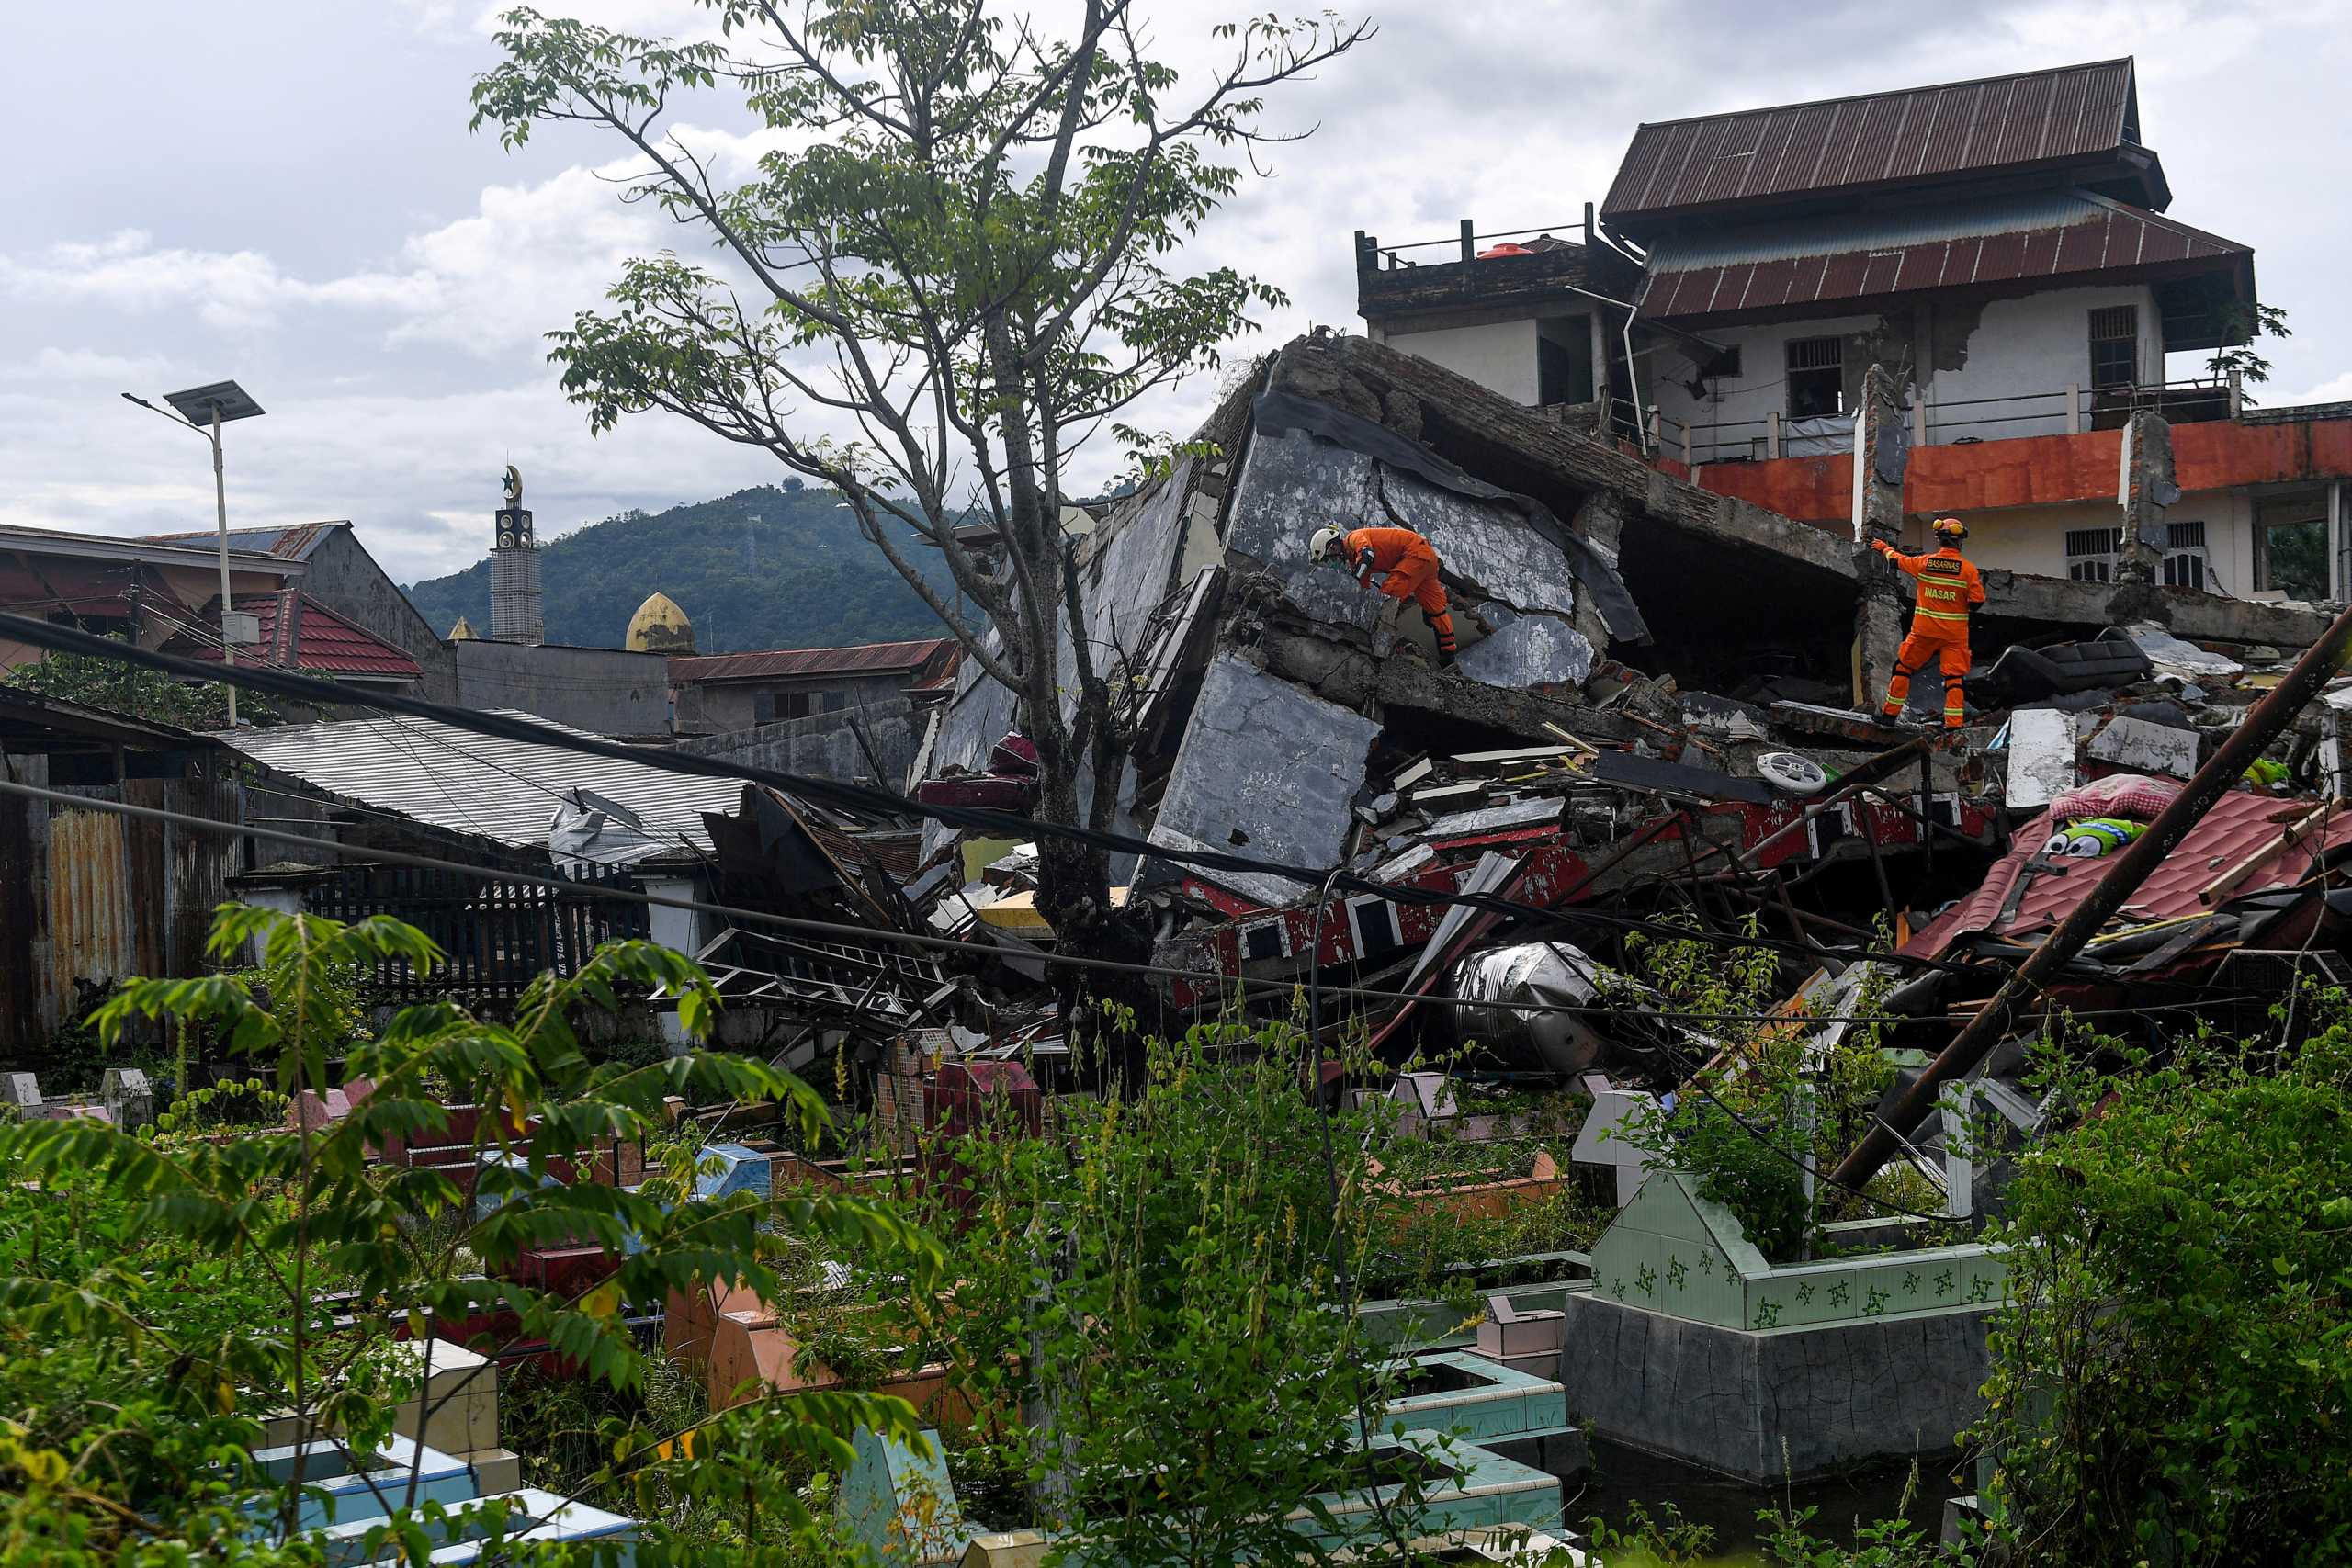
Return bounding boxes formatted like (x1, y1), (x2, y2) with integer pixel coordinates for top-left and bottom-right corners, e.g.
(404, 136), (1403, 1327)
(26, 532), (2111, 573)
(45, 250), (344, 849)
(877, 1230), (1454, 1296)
(1924, 558), (1963, 575)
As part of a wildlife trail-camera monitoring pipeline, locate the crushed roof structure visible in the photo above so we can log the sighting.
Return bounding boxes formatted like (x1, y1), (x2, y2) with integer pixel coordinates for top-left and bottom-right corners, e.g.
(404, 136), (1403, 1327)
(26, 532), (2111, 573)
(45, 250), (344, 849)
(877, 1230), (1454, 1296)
(1910, 792), (2352, 960)
(1602, 59), (2159, 226)
(222, 709), (747, 855)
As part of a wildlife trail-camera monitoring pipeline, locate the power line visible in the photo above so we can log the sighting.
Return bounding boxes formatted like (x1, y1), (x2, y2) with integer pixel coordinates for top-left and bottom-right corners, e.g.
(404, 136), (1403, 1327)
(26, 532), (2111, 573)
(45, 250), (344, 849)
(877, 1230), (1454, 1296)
(0, 609), (1985, 979)
(0, 775), (2250, 1032)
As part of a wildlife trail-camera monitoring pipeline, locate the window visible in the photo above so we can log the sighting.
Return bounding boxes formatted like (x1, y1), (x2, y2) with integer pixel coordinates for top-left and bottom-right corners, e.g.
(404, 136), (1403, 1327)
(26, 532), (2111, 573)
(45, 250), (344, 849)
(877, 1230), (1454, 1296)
(752, 692), (775, 724)
(2256, 494), (2329, 600)
(1786, 336), (1844, 419)
(2163, 520), (2208, 591)
(820, 691), (848, 714)
(1698, 345), (1743, 380)
(2088, 305), (2138, 391)
(2064, 526), (2122, 583)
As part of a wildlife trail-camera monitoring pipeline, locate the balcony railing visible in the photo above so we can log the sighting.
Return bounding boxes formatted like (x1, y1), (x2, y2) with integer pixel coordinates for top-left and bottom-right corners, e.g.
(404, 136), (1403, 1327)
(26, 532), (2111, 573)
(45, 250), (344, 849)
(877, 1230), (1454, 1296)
(1650, 373), (2246, 468)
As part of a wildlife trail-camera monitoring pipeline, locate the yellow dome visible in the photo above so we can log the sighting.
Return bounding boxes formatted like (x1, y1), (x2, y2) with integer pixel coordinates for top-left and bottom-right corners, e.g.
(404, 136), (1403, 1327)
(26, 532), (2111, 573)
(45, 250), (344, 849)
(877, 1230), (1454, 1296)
(627, 592), (695, 654)
(447, 615), (479, 641)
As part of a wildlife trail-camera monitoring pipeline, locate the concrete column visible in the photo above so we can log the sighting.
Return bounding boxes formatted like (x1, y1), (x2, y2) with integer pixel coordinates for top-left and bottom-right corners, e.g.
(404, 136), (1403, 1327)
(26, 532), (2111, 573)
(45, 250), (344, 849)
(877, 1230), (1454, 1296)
(239, 884), (307, 968)
(1851, 363), (1909, 709)
(642, 872), (709, 1055)
(2118, 408), (2175, 592)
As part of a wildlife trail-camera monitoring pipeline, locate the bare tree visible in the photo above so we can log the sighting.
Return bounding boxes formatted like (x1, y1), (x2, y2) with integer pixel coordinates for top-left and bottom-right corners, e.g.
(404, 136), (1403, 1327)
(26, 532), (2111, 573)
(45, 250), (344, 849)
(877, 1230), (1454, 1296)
(472, 2), (1368, 992)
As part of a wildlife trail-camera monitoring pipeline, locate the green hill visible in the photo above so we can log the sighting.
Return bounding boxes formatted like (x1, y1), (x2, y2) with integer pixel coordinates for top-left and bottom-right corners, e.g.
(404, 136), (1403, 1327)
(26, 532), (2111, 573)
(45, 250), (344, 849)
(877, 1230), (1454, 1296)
(400, 483), (962, 653)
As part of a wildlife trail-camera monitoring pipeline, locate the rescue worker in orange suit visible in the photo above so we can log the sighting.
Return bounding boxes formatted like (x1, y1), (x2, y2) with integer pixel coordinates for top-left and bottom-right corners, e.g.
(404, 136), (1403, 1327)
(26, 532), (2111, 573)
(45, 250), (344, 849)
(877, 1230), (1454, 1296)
(1312, 523), (1458, 666)
(1872, 517), (1984, 729)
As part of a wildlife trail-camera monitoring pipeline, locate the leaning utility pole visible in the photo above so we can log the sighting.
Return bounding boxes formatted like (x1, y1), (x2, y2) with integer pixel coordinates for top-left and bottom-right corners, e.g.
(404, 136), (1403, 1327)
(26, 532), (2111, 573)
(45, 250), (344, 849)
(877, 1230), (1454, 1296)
(1830, 593), (2352, 1191)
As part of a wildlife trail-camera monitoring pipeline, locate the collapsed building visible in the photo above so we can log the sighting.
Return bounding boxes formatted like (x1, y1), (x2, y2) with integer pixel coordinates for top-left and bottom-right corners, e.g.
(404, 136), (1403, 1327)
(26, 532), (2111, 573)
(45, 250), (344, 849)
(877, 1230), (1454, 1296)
(909, 326), (2335, 1055)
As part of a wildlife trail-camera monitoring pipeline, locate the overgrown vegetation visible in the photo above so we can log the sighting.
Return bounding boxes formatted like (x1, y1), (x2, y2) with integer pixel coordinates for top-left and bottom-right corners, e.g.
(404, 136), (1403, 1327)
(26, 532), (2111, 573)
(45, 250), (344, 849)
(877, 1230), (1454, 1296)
(0, 904), (936, 1563)
(831, 1013), (1435, 1566)
(7, 639), (261, 731)
(1977, 1000), (2352, 1563)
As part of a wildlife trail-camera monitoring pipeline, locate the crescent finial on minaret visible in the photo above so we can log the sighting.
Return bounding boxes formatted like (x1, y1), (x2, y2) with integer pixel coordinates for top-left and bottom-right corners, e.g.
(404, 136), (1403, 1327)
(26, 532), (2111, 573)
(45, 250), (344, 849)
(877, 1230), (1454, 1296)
(502, 464), (523, 508)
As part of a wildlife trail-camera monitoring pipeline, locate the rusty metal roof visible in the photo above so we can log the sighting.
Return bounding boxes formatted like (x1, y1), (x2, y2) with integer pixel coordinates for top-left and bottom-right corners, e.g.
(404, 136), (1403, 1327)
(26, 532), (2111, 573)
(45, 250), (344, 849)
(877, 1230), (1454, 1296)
(668, 637), (953, 684)
(1638, 193), (2245, 321)
(1908, 793), (2352, 960)
(1604, 59), (2145, 225)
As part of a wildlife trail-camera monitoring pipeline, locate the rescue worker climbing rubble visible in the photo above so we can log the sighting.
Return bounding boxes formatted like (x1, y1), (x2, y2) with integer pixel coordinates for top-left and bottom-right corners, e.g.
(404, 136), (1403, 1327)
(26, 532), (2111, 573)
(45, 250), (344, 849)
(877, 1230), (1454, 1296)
(1872, 516), (1984, 729)
(1312, 523), (1458, 666)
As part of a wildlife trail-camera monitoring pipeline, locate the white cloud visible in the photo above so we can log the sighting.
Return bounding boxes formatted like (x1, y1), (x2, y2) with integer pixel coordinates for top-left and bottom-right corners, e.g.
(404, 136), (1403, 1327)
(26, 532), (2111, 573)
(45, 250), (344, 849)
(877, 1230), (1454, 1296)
(11, 0), (2352, 601)
(2271, 370), (2352, 408)
(0, 346), (172, 384)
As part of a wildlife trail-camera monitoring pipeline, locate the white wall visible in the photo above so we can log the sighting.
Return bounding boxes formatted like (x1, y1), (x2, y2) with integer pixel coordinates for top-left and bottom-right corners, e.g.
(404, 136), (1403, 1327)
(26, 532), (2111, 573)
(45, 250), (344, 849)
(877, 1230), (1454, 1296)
(1645, 284), (2165, 459)
(1648, 312), (1883, 462)
(1379, 319), (1540, 406)
(1953, 489), (2252, 596)
(1924, 284), (2161, 444)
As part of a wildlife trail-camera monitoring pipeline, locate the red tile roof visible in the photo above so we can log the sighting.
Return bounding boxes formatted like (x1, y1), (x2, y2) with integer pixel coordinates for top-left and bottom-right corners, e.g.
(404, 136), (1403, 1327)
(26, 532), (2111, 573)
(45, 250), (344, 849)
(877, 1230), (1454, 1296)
(1604, 59), (2145, 225)
(172, 591), (422, 680)
(669, 637), (954, 684)
(1638, 196), (2245, 322)
(1907, 793), (2352, 961)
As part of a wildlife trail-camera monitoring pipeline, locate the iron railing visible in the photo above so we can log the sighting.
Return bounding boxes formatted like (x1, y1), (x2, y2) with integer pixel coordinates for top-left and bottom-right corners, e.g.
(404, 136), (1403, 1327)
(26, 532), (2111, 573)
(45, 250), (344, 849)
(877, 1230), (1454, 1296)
(308, 863), (651, 998)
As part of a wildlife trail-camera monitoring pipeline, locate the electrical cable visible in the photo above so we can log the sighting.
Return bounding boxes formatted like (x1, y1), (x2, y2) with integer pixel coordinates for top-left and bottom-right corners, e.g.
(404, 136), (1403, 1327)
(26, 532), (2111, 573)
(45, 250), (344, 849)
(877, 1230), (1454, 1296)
(0, 609), (2000, 980)
(0, 777), (2258, 1032)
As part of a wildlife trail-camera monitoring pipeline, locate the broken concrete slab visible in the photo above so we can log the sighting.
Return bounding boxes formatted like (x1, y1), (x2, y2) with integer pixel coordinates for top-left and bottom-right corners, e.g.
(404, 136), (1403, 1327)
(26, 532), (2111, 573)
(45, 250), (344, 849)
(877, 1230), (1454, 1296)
(1141, 652), (1381, 904)
(2086, 714), (2200, 781)
(2005, 708), (2076, 809)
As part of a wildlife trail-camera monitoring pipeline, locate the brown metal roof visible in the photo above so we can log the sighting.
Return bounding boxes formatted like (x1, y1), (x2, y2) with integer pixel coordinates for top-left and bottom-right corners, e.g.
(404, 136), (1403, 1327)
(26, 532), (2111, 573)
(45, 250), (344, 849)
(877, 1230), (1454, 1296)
(1604, 59), (2142, 225)
(1907, 792), (2352, 961)
(1638, 195), (2245, 322)
(668, 637), (953, 685)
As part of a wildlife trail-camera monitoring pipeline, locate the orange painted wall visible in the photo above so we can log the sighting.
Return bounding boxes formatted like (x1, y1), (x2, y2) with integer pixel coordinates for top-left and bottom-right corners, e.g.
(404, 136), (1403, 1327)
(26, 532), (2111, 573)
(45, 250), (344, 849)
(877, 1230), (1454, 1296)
(1688, 416), (2352, 523)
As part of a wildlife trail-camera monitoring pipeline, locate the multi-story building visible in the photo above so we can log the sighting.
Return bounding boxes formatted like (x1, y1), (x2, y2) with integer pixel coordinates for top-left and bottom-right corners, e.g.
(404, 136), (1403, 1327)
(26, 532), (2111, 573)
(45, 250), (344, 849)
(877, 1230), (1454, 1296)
(1357, 58), (2350, 604)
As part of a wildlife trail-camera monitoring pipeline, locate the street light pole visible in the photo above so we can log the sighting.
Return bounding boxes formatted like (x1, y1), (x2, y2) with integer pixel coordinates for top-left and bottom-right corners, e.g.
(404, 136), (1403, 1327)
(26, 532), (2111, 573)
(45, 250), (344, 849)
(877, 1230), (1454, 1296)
(210, 405), (236, 725)
(122, 380), (264, 727)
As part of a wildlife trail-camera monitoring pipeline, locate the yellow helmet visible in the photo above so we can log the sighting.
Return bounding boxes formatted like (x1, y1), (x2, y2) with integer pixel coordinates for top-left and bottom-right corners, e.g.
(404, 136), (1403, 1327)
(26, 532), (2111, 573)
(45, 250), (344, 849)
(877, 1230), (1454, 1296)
(1932, 516), (1968, 544)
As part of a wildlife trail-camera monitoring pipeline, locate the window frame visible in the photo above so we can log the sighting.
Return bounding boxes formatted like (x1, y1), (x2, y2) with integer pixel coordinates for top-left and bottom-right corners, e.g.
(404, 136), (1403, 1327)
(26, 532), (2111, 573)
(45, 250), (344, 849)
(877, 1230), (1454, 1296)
(2255, 492), (2329, 599)
(2087, 304), (2139, 392)
(1784, 335), (1845, 420)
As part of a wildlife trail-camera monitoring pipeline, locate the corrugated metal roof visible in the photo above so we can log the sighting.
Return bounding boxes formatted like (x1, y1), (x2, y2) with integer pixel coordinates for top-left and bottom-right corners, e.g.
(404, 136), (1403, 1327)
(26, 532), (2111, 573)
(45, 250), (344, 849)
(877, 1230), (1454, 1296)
(141, 522), (339, 560)
(223, 711), (749, 852)
(1604, 59), (2139, 222)
(173, 591), (423, 680)
(669, 637), (953, 684)
(1638, 194), (2245, 321)
(1908, 793), (2352, 960)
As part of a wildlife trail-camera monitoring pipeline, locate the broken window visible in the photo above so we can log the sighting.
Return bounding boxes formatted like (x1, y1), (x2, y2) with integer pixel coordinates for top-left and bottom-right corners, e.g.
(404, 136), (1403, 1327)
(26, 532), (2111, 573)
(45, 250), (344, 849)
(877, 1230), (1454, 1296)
(1785, 336), (1844, 419)
(2256, 494), (2329, 600)
(2088, 305), (2138, 391)
(2064, 527), (2122, 583)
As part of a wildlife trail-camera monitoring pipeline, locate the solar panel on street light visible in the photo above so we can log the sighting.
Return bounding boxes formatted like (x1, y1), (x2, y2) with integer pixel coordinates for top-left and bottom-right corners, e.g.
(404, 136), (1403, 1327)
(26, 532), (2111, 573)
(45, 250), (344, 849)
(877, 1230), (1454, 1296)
(161, 380), (265, 425)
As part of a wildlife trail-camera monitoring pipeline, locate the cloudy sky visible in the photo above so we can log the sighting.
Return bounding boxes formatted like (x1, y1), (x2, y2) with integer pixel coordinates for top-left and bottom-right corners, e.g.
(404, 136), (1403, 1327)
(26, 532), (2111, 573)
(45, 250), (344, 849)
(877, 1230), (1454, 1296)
(7, 1), (2346, 586)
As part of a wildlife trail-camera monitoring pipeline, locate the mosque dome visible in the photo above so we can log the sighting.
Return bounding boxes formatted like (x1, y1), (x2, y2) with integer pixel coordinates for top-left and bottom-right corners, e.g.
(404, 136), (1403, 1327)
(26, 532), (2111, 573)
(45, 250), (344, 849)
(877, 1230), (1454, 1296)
(447, 615), (479, 641)
(627, 592), (695, 654)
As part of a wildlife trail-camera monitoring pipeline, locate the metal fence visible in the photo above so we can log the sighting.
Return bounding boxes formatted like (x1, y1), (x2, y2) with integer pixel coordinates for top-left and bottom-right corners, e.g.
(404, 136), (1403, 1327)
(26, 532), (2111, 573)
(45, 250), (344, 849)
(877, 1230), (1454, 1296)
(307, 863), (652, 998)
(1660, 373), (2244, 467)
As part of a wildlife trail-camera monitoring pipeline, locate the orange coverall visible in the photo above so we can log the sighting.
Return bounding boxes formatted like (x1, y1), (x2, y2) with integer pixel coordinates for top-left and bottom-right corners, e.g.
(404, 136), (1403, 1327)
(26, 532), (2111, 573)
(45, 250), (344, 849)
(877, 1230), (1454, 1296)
(1872, 540), (1984, 728)
(1343, 525), (1457, 658)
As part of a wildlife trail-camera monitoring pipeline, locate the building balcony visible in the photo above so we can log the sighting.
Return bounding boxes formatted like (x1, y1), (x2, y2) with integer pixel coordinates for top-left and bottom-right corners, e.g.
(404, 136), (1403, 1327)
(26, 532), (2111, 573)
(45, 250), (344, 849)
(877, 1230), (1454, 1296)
(1657, 392), (2352, 525)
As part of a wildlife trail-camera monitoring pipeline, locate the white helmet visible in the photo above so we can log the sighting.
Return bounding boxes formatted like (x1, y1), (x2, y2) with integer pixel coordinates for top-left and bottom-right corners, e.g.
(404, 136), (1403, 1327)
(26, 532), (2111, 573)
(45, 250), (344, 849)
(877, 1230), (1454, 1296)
(1310, 525), (1346, 563)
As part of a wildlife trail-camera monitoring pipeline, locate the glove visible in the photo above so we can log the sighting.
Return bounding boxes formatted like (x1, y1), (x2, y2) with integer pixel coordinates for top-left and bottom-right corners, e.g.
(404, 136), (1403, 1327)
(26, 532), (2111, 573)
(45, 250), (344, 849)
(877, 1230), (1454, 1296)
(1871, 538), (1894, 556)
